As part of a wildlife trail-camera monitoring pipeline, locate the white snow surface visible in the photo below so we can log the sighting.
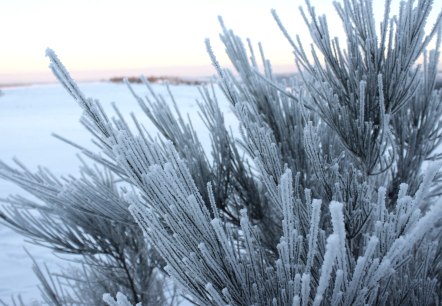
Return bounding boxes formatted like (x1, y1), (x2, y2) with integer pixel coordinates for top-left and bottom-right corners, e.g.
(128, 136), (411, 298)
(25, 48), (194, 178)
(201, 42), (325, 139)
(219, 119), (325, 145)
(0, 82), (235, 304)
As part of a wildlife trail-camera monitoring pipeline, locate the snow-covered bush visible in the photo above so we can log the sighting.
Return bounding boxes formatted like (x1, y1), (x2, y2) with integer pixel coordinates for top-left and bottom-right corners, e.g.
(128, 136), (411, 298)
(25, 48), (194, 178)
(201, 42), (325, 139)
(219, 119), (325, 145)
(1, 0), (442, 305)
(0, 159), (171, 305)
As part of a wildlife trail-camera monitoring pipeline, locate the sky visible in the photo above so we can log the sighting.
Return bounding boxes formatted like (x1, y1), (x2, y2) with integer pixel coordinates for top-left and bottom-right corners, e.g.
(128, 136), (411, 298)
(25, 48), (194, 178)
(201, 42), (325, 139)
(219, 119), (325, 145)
(0, 0), (441, 84)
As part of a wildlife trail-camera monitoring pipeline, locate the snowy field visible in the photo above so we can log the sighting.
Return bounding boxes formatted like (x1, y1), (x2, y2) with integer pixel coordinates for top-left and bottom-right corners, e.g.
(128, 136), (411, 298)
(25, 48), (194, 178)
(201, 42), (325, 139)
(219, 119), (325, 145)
(0, 82), (235, 304)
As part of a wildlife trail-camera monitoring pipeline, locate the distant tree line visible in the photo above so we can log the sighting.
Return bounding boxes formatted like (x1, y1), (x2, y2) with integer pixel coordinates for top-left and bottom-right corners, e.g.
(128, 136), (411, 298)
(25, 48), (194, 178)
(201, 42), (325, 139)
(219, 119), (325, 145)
(109, 76), (205, 86)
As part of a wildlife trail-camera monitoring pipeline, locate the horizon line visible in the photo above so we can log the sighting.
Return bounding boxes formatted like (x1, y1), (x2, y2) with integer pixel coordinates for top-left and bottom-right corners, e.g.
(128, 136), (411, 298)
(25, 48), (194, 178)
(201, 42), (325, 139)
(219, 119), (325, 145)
(2, 64), (441, 87)
(0, 63), (299, 86)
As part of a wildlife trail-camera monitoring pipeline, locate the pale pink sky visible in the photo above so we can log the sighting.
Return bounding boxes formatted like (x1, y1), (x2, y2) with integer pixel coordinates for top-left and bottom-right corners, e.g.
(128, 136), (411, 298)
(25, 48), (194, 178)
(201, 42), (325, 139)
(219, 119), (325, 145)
(0, 0), (441, 84)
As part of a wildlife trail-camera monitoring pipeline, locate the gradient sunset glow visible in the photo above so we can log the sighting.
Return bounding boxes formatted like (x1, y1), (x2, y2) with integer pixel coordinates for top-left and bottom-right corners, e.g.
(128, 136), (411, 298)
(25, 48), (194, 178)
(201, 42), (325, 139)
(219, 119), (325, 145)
(0, 0), (441, 84)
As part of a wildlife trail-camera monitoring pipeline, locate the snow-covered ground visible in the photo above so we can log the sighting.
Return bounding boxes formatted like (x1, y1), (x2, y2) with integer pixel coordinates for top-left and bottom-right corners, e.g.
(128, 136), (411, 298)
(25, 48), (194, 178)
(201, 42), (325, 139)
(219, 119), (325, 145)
(0, 82), (235, 304)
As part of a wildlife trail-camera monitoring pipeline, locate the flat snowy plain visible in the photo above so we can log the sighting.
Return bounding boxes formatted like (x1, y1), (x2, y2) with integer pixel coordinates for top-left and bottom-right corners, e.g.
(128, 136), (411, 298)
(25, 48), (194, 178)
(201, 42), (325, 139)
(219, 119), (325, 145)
(0, 82), (235, 304)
